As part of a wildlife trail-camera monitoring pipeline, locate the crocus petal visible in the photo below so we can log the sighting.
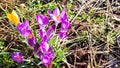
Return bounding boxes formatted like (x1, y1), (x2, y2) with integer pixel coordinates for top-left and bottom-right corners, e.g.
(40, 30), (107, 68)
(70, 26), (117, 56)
(34, 44), (39, 53)
(40, 15), (49, 25)
(36, 14), (49, 28)
(40, 46), (54, 66)
(53, 8), (60, 15)
(61, 19), (70, 30)
(47, 46), (53, 52)
(36, 14), (43, 25)
(60, 9), (66, 19)
(47, 51), (54, 61)
(17, 22), (31, 36)
(48, 10), (56, 21)
(42, 35), (48, 42)
(21, 30), (32, 37)
(40, 41), (49, 53)
(38, 51), (43, 59)
(39, 29), (46, 38)
(47, 24), (56, 39)
(58, 31), (67, 39)
(47, 47), (54, 60)
(47, 9), (52, 15)
(48, 8), (61, 23)
(7, 10), (20, 26)
(11, 52), (23, 62)
(39, 29), (50, 42)
(23, 20), (29, 29)
(52, 15), (60, 23)
(17, 20), (31, 37)
(28, 36), (35, 46)
(42, 55), (50, 66)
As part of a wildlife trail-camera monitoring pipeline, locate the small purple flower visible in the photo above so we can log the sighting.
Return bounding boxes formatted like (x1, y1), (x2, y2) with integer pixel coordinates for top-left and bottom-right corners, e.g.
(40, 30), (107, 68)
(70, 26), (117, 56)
(42, 51), (54, 66)
(11, 52), (23, 62)
(57, 10), (70, 39)
(36, 14), (49, 29)
(48, 8), (60, 23)
(58, 19), (70, 39)
(48, 8), (66, 23)
(40, 41), (49, 53)
(17, 20), (32, 37)
(38, 46), (54, 66)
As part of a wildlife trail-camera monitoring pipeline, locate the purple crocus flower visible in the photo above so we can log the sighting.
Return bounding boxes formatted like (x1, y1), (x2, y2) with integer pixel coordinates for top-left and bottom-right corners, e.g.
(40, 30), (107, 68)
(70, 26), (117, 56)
(48, 8), (60, 23)
(36, 14), (49, 29)
(17, 20), (32, 37)
(40, 41), (49, 53)
(48, 8), (66, 23)
(38, 46), (54, 66)
(58, 19), (70, 39)
(11, 52), (23, 62)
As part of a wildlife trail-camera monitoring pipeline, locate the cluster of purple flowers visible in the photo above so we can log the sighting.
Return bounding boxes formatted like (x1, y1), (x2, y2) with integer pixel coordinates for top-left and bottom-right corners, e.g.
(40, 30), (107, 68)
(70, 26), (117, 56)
(10, 8), (70, 66)
(48, 8), (70, 39)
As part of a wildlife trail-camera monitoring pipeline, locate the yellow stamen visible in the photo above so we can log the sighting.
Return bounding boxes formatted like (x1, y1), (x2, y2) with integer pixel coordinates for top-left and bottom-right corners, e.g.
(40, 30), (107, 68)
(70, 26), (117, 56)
(44, 44), (47, 49)
(28, 33), (34, 38)
(16, 56), (20, 60)
(56, 15), (60, 20)
(7, 10), (20, 26)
